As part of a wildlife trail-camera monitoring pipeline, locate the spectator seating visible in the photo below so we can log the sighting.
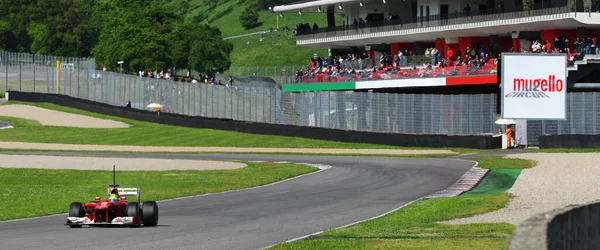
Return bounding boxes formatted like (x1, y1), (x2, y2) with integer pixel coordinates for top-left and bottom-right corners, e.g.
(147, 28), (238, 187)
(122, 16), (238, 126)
(296, 60), (497, 84)
(292, 51), (584, 84)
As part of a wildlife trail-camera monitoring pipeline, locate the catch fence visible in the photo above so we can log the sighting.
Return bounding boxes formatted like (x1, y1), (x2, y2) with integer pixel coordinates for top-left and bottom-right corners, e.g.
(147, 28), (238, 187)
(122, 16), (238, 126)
(14, 51), (596, 145)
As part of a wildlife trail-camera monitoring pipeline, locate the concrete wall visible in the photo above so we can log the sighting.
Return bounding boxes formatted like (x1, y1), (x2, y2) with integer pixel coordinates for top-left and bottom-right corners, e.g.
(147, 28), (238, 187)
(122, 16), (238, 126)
(539, 135), (600, 148)
(7, 91), (503, 149)
(509, 200), (600, 250)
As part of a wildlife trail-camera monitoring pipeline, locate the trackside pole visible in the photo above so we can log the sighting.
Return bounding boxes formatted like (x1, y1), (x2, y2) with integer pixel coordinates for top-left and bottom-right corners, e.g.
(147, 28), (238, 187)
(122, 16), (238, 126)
(56, 60), (60, 94)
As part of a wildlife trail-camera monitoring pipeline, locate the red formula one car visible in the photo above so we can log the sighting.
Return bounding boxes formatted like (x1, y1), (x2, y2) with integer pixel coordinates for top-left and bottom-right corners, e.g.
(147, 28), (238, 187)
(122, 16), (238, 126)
(65, 166), (159, 228)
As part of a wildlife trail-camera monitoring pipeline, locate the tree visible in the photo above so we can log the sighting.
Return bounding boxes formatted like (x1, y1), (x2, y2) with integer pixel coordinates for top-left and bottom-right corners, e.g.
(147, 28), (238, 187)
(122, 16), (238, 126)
(27, 0), (100, 57)
(92, 0), (175, 72)
(239, 6), (259, 30)
(171, 22), (195, 74)
(172, 23), (232, 76)
(0, 0), (99, 57)
(0, 0), (35, 52)
(187, 25), (233, 76)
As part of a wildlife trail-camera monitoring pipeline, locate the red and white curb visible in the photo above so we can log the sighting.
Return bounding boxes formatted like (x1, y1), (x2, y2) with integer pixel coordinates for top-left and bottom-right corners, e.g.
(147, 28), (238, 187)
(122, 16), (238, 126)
(424, 165), (489, 199)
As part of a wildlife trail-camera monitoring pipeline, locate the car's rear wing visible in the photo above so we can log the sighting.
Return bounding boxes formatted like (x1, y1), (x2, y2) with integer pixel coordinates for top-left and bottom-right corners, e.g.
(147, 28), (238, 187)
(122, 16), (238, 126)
(108, 188), (140, 203)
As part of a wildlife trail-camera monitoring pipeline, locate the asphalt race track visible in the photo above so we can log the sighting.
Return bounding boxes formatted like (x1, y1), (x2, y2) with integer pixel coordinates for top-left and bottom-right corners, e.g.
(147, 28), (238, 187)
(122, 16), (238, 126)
(0, 152), (476, 250)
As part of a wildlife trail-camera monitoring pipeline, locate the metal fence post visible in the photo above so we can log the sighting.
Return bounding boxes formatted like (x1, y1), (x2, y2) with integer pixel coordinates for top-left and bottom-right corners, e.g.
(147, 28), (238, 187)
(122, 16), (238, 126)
(68, 58), (72, 96)
(224, 85), (227, 118)
(210, 84), (214, 117)
(93, 70), (97, 102)
(19, 63), (21, 91)
(33, 54), (36, 92)
(254, 86), (258, 122)
(328, 91), (332, 128)
(77, 58), (80, 98)
(132, 76), (136, 108)
(204, 83), (208, 117)
(182, 82), (186, 115)
(113, 73), (116, 105)
(216, 85), (220, 118)
(4, 52), (8, 91)
(46, 56), (50, 93)
(186, 83), (190, 116)
(269, 88), (273, 123)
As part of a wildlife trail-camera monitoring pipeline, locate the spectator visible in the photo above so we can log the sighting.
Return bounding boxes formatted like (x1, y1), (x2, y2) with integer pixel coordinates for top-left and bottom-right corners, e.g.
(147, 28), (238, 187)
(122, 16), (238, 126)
(227, 75), (234, 86)
(446, 46), (454, 61)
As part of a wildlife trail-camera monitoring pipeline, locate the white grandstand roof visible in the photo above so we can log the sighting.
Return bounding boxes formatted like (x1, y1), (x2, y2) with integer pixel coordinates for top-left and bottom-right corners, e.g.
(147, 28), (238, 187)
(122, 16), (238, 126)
(273, 0), (360, 12)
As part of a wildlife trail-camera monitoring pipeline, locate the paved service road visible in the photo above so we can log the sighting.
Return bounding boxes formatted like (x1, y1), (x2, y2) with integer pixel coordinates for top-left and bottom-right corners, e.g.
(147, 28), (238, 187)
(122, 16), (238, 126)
(0, 152), (476, 250)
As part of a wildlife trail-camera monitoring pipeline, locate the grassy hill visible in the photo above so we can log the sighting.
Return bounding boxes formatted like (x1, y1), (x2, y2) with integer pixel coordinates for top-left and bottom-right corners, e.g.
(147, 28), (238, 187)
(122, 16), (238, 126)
(167, 0), (343, 68)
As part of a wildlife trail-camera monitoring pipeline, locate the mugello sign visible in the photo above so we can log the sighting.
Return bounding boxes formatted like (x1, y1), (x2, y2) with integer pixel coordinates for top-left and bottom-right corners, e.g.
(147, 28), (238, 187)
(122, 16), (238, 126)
(501, 54), (567, 120)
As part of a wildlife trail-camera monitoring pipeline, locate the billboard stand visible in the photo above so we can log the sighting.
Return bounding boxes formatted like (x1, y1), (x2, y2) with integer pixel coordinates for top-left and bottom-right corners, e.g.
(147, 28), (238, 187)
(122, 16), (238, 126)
(500, 53), (567, 149)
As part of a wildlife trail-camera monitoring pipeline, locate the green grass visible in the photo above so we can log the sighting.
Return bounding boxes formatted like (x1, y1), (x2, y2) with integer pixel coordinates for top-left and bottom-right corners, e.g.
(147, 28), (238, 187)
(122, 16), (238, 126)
(228, 35), (327, 67)
(315, 194), (513, 240)
(0, 162), (317, 221)
(471, 156), (537, 170)
(172, 0), (344, 39)
(0, 101), (430, 149)
(468, 169), (521, 195)
(272, 239), (508, 250)
(167, 0), (345, 69)
(212, 8), (343, 38)
(273, 194), (514, 249)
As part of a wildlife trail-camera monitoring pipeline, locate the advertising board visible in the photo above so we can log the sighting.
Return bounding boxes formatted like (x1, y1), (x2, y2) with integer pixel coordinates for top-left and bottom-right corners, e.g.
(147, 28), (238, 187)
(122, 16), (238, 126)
(501, 53), (566, 120)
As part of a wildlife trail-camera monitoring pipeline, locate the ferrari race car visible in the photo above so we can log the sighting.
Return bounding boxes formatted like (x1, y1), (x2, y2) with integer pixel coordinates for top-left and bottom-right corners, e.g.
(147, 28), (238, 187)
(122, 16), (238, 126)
(65, 166), (159, 228)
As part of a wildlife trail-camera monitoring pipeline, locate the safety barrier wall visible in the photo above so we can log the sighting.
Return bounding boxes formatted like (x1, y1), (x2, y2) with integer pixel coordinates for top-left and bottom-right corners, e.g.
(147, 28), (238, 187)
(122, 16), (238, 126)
(7, 91), (502, 149)
(539, 134), (600, 148)
(509, 200), (600, 250)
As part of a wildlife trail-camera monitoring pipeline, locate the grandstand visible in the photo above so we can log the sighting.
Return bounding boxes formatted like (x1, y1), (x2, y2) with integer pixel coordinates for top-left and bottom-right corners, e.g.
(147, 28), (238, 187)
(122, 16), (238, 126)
(274, 0), (600, 93)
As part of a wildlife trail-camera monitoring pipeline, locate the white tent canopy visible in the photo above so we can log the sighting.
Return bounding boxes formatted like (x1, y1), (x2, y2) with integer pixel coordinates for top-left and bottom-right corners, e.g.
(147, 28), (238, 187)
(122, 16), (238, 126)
(494, 119), (517, 125)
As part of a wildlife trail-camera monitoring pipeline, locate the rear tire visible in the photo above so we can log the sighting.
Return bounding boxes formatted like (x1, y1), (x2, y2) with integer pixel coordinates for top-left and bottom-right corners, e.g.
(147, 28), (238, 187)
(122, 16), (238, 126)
(142, 201), (158, 226)
(68, 202), (84, 228)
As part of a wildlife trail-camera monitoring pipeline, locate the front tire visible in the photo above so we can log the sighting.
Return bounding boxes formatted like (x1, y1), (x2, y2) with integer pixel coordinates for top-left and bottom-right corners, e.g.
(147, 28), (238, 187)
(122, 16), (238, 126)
(68, 202), (84, 228)
(142, 201), (158, 226)
(126, 202), (140, 227)
(126, 202), (139, 217)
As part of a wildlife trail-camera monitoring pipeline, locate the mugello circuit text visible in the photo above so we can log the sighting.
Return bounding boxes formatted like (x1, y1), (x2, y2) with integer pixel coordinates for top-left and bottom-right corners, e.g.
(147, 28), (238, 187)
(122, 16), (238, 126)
(505, 75), (564, 98)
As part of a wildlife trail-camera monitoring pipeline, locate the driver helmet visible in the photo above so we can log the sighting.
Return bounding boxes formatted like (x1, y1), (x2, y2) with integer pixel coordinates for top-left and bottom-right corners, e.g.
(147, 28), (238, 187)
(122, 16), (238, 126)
(109, 188), (119, 202)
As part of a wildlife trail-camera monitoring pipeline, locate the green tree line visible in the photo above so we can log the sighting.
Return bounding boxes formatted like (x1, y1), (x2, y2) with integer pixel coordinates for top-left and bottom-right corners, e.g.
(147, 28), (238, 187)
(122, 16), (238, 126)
(0, 0), (232, 76)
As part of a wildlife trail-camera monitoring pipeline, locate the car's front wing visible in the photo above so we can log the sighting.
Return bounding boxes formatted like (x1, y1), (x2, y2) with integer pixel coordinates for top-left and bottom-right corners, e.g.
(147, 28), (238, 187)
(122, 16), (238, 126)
(65, 216), (138, 226)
